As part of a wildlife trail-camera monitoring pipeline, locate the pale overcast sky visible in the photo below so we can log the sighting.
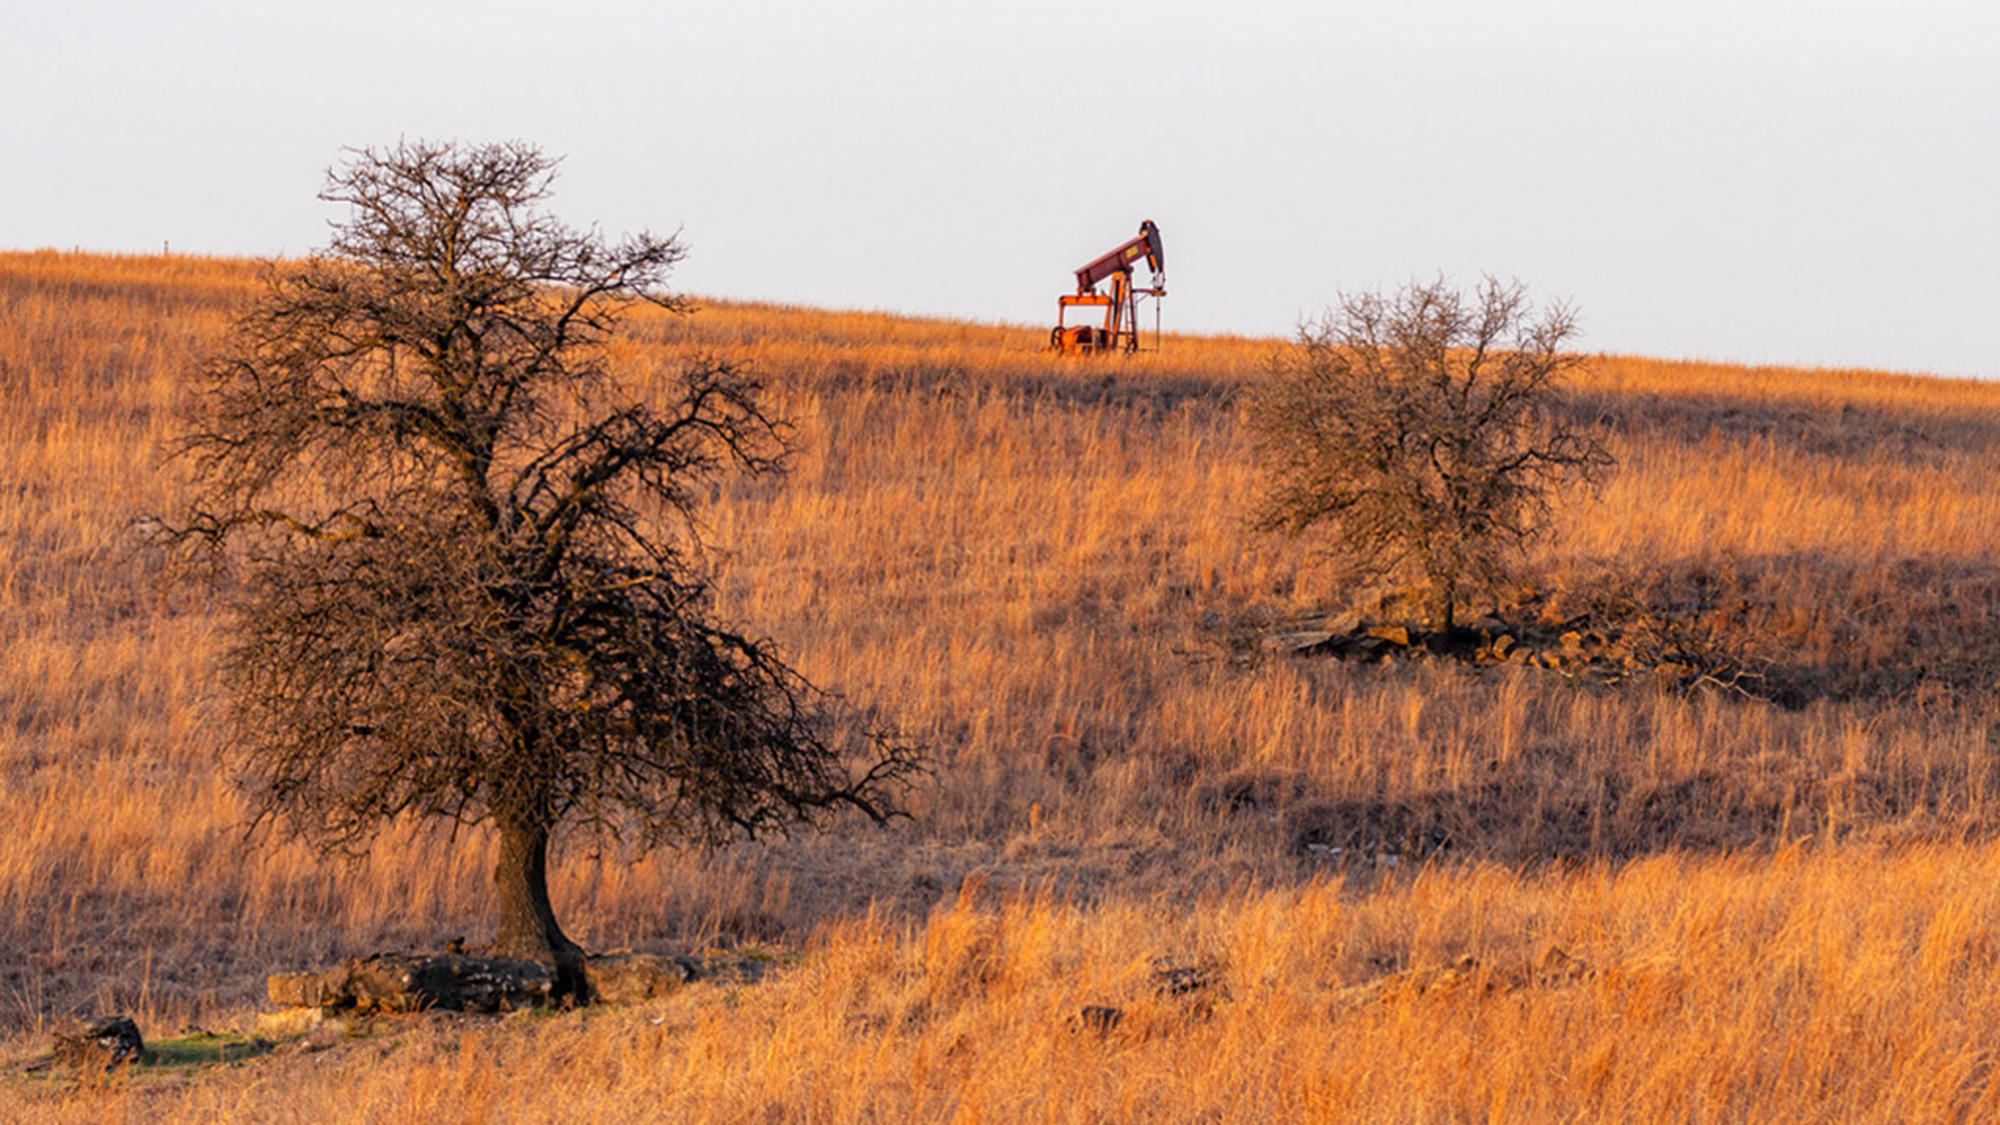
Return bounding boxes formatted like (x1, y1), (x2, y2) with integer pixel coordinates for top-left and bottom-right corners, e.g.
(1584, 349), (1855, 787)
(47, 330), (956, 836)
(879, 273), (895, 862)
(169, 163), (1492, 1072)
(4, 1), (1995, 377)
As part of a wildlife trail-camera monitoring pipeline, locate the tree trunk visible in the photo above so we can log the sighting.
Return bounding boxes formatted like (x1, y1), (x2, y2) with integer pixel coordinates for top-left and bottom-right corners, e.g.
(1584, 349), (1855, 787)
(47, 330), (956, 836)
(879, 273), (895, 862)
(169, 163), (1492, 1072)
(1435, 576), (1457, 634)
(492, 813), (585, 998)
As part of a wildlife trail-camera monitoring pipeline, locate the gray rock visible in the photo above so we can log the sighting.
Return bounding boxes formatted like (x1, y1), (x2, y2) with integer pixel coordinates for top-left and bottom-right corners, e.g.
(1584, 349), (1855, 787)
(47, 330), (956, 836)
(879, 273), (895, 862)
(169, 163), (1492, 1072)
(582, 952), (698, 1006)
(268, 953), (554, 1013)
(1261, 629), (1334, 653)
(52, 1015), (143, 1071)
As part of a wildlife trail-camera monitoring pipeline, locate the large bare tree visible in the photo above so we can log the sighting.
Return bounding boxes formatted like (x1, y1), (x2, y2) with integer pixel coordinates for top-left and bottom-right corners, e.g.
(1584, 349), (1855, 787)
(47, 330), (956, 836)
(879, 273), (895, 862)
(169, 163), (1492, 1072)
(175, 141), (917, 980)
(1247, 277), (1610, 631)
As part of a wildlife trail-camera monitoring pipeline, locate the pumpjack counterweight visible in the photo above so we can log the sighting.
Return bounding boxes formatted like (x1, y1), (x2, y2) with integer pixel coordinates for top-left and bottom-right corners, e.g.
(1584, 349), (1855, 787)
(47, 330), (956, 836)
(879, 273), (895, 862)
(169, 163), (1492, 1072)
(1050, 220), (1165, 356)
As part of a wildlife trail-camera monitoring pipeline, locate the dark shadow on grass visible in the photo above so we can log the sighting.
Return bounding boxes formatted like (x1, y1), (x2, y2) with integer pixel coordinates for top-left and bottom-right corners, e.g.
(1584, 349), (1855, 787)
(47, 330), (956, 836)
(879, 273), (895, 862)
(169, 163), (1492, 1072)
(1560, 383), (2000, 468)
(1274, 764), (1987, 871)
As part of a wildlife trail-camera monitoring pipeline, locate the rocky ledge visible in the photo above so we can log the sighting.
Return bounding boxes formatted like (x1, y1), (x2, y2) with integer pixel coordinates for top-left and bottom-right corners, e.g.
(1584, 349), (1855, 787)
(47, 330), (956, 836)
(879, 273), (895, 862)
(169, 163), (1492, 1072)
(267, 950), (722, 1014)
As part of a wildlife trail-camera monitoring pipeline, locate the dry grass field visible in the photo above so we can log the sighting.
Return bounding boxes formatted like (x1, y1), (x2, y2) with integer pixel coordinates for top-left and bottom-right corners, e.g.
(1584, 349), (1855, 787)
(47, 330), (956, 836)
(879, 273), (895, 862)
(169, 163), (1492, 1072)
(6, 249), (2000, 1120)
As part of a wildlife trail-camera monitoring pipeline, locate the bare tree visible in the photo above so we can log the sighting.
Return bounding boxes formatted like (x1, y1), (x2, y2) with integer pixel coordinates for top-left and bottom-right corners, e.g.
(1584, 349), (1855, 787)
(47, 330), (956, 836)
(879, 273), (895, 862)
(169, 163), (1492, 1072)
(173, 141), (919, 981)
(1247, 277), (1610, 631)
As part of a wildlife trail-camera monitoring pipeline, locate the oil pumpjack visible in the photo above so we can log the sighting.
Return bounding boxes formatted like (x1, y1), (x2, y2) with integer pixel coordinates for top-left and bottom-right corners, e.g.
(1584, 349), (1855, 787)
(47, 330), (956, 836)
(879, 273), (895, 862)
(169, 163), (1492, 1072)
(1049, 220), (1165, 356)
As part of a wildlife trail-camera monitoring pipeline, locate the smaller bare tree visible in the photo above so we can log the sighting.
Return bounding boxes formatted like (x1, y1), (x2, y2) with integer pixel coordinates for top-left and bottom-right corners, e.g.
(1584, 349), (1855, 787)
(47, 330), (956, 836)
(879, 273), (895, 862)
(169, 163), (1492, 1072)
(1247, 277), (1610, 631)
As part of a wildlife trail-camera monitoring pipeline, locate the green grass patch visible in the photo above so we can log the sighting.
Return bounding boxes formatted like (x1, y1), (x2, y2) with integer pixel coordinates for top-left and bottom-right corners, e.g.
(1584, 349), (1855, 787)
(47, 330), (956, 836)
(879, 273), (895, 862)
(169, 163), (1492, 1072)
(140, 1030), (278, 1073)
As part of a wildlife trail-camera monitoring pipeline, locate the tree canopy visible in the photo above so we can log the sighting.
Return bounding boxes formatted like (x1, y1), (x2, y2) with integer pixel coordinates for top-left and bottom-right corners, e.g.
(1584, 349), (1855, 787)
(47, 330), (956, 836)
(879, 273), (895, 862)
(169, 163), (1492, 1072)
(175, 140), (919, 976)
(1247, 277), (1610, 630)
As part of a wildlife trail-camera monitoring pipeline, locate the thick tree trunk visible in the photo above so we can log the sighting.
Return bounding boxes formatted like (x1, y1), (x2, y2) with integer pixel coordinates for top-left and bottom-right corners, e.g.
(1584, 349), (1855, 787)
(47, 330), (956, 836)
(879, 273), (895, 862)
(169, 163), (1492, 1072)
(492, 813), (585, 998)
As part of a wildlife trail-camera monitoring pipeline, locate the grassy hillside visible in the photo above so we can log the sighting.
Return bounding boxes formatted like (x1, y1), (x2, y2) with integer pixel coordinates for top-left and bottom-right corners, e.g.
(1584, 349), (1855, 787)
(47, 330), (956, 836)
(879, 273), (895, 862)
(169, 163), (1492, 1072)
(6, 250), (2000, 1120)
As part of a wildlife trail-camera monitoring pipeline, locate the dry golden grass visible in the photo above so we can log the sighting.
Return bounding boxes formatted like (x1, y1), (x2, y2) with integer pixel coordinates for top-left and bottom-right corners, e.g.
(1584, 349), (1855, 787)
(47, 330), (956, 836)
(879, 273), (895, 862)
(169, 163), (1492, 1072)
(18, 846), (2000, 1122)
(6, 250), (2000, 1120)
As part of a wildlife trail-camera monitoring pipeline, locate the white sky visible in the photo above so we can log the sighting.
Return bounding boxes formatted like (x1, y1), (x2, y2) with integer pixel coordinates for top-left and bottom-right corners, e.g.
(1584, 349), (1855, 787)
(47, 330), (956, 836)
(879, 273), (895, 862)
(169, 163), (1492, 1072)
(5, 1), (1996, 377)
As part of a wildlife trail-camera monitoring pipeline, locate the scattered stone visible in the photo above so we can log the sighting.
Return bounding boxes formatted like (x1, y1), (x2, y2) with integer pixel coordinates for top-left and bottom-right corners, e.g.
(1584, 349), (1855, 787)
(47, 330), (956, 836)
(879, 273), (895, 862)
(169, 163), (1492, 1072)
(1328, 955), (1481, 1008)
(1075, 1005), (1124, 1035)
(1367, 623), (1410, 647)
(52, 1015), (143, 1072)
(1261, 629), (1334, 653)
(286, 1021), (348, 1055)
(1321, 610), (1365, 634)
(1152, 964), (1218, 999)
(583, 952), (700, 1006)
(253, 1006), (327, 1040)
(1329, 949), (1594, 1011)
(267, 970), (334, 1009)
(1530, 945), (1592, 987)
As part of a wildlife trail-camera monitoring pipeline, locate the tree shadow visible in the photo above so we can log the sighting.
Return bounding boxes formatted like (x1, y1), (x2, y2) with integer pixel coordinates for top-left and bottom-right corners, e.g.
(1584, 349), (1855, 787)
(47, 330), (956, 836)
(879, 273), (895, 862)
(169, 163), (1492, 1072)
(1277, 762), (1988, 871)
(1560, 383), (2000, 468)
(1552, 549), (2000, 708)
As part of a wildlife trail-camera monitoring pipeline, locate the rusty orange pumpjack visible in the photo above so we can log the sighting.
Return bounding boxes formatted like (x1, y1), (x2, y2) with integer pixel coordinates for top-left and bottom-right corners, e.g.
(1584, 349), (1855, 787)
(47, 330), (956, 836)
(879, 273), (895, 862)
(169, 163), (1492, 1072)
(1050, 220), (1166, 356)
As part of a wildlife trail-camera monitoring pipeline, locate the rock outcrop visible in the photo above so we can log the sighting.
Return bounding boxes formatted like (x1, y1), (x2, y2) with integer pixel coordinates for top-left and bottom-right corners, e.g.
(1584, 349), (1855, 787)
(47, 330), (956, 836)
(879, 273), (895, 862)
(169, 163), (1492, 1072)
(268, 950), (708, 1012)
(51, 1015), (144, 1071)
(268, 953), (555, 1013)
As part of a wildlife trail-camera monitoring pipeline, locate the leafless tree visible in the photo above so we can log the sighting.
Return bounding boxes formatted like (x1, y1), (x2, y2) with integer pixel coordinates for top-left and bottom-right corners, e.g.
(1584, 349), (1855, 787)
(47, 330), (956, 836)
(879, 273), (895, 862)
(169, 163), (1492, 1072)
(172, 141), (919, 983)
(1247, 277), (1611, 631)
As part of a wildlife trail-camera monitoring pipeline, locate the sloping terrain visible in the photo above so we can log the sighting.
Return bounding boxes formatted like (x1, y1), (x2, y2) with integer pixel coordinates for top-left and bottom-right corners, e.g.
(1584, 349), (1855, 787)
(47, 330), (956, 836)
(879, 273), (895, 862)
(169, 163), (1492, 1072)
(6, 252), (2000, 1120)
